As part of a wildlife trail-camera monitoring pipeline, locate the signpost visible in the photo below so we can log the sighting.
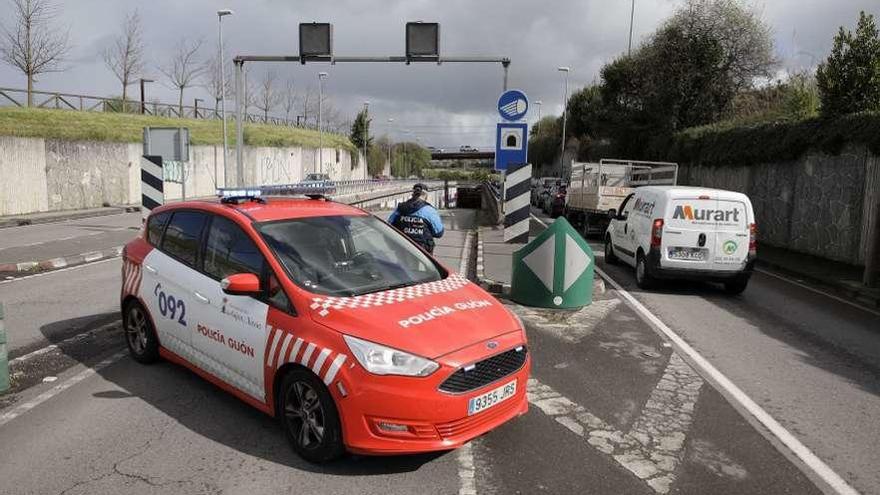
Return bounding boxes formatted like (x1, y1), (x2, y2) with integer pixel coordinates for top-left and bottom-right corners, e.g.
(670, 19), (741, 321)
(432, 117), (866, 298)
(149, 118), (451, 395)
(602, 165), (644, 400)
(494, 89), (529, 172)
(510, 217), (595, 308)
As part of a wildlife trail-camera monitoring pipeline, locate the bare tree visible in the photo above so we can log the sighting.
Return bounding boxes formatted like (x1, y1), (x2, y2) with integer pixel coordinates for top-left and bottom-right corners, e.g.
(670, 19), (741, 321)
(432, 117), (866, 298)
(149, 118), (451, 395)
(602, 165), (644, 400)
(0, 0), (69, 106)
(203, 55), (231, 117)
(159, 38), (204, 117)
(300, 84), (317, 125)
(102, 10), (144, 109)
(254, 70), (281, 121)
(281, 77), (297, 123)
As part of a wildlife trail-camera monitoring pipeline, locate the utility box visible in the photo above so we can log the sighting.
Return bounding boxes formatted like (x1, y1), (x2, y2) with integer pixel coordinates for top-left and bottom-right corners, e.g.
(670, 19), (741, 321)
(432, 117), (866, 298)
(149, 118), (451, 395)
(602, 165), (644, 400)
(300, 22), (333, 62)
(406, 22), (440, 62)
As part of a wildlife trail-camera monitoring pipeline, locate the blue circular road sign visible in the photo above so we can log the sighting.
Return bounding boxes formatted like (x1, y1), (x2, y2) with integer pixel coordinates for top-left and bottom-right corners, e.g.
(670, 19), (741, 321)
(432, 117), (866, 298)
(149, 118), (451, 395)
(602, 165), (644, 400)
(498, 90), (529, 121)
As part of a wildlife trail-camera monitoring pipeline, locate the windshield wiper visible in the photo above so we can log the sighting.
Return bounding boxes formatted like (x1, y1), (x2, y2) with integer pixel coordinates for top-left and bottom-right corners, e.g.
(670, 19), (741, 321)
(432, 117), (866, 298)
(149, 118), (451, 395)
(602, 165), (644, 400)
(353, 280), (421, 297)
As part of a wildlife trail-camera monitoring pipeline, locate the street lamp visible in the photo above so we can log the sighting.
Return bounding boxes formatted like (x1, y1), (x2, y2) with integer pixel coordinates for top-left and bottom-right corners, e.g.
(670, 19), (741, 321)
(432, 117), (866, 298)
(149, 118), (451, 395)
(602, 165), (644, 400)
(317, 71), (328, 174)
(217, 8), (233, 187)
(139, 78), (154, 115)
(628, 0), (635, 55)
(534, 100), (543, 121)
(363, 101), (369, 174)
(558, 67), (571, 177)
(403, 129), (413, 178)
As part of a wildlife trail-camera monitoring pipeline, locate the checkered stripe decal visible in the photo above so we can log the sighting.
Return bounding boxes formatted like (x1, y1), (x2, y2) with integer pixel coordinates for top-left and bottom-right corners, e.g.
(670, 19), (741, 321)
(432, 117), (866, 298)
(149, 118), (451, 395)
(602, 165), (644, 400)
(265, 325), (348, 386)
(121, 258), (142, 298)
(309, 274), (470, 317)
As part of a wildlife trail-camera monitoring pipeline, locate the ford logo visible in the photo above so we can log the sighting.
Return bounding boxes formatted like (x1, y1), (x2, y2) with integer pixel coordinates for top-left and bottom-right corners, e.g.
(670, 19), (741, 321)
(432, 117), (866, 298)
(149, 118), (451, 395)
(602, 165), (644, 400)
(487, 341), (499, 350)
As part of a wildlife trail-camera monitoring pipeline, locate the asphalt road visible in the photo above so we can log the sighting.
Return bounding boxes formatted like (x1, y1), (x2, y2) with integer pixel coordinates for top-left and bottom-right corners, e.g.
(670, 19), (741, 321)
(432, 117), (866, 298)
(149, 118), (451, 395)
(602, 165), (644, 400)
(530, 210), (880, 494)
(0, 207), (834, 494)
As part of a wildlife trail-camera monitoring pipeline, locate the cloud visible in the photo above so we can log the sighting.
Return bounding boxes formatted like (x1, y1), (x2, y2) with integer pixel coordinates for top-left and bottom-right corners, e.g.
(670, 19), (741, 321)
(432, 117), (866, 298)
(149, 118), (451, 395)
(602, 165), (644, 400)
(0, 0), (876, 148)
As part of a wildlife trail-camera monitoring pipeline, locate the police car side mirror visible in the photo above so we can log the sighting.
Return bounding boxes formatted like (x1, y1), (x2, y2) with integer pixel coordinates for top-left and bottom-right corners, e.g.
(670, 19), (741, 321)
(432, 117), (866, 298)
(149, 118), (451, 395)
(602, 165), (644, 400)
(221, 273), (262, 296)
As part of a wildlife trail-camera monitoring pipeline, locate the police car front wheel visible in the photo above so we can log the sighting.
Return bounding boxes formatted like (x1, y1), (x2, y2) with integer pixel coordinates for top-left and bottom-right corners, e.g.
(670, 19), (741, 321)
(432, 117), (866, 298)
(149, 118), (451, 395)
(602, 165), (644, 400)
(123, 301), (160, 364)
(279, 369), (344, 463)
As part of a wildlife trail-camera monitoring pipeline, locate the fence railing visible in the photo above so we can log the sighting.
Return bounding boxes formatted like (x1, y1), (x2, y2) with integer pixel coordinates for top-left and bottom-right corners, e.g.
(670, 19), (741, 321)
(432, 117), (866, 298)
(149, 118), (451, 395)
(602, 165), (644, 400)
(0, 87), (351, 133)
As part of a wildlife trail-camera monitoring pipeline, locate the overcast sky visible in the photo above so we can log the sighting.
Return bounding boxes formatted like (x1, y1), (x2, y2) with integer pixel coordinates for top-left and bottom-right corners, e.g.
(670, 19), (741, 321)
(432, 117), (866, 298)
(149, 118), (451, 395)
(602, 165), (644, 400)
(1, 0), (877, 149)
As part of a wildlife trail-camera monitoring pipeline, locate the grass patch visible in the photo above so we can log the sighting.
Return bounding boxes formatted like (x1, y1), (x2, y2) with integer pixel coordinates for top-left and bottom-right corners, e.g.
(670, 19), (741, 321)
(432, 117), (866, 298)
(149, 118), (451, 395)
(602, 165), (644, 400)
(0, 107), (355, 151)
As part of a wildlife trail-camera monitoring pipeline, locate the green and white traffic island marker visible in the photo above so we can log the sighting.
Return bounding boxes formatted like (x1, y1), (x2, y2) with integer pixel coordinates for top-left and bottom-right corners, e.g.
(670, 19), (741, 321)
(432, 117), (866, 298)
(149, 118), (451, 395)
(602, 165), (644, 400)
(510, 217), (594, 309)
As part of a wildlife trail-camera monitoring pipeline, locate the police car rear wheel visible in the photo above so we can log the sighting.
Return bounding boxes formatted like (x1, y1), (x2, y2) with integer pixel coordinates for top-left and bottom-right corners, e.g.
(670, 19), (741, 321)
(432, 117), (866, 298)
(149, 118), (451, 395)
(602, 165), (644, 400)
(279, 369), (344, 463)
(124, 302), (159, 364)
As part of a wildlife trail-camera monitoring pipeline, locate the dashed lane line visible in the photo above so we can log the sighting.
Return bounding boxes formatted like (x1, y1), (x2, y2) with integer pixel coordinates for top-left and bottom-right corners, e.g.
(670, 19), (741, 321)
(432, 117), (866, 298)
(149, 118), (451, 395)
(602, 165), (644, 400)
(528, 353), (703, 494)
(0, 351), (128, 428)
(0, 257), (119, 284)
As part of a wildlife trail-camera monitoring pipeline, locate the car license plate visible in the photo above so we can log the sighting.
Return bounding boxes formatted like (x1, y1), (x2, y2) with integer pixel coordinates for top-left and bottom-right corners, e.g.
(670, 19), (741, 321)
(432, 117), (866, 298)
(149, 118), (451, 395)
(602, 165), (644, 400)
(668, 247), (706, 261)
(467, 379), (517, 416)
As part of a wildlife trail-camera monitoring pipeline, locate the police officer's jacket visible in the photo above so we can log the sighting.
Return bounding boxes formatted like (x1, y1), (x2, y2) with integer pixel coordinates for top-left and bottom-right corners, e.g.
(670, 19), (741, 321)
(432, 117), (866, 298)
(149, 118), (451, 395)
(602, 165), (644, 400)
(388, 198), (444, 248)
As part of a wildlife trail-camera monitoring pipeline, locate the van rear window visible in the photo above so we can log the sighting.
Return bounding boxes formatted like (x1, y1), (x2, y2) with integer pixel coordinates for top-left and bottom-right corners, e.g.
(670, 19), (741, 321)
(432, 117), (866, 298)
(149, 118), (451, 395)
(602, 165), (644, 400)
(668, 199), (747, 231)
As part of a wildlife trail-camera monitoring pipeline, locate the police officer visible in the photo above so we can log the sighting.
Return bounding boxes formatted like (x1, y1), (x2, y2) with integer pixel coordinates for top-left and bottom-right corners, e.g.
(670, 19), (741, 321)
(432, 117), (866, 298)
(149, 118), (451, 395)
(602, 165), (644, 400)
(388, 183), (444, 253)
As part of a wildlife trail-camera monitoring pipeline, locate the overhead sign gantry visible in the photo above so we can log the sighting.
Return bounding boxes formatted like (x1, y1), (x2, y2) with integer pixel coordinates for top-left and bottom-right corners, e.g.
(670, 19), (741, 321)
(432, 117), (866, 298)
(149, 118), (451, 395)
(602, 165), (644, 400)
(231, 22), (512, 186)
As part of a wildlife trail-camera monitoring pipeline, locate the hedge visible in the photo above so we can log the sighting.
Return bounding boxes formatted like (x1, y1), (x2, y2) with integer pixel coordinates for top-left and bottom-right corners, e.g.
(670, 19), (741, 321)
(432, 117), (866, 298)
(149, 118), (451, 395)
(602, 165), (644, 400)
(653, 111), (880, 166)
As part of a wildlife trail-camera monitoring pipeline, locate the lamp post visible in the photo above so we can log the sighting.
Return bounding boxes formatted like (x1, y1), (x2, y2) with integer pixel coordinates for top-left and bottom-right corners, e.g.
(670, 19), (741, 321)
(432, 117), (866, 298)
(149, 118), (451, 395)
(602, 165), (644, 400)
(558, 67), (571, 177)
(403, 129), (412, 178)
(363, 101), (370, 174)
(217, 9), (233, 187)
(139, 78), (153, 114)
(628, 0), (635, 56)
(317, 71), (328, 174)
(534, 100), (543, 121)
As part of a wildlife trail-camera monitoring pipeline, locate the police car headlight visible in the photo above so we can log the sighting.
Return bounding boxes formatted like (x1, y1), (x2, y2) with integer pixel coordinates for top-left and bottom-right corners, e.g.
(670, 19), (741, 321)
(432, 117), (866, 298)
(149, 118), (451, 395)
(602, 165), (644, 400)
(343, 335), (439, 377)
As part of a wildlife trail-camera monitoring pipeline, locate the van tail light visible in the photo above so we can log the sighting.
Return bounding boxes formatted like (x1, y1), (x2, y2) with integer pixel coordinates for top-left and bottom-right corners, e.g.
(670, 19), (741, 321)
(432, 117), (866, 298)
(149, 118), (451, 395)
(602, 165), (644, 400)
(749, 223), (757, 256)
(651, 219), (664, 248)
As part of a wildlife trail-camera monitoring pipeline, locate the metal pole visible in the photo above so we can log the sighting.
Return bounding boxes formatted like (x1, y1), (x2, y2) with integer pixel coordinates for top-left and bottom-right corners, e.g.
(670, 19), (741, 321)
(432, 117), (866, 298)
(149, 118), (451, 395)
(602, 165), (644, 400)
(628, 0), (635, 56)
(140, 79), (145, 114)
(0, 303), (8, 394)
(502, 59), (510, 92)
(363, 101), (369, 175)
(318, 73), (325, 175)
(219, 13), (229, 187)
(235, 60), (244, 186)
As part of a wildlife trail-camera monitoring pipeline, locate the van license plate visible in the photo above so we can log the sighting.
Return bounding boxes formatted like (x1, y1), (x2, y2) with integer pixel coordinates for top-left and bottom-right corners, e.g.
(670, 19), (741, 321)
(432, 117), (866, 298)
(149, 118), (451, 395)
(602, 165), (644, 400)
(468, 379), (517, 415)
(668, 247), (706, 261)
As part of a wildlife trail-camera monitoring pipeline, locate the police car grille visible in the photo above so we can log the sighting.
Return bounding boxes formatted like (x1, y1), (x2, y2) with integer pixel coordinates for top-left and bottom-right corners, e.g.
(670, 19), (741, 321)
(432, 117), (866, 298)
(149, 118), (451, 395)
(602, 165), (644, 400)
(439, 346), (527, 393)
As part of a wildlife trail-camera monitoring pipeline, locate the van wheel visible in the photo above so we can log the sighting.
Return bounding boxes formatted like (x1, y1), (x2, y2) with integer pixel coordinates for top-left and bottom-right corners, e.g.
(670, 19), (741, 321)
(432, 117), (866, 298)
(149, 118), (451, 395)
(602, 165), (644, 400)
(605, 237), (618, 265)
(723, 275), (750, 295)
(635, 253), (655, 289)
(278, 368), (344, 463)
(123, 301), (160, 364)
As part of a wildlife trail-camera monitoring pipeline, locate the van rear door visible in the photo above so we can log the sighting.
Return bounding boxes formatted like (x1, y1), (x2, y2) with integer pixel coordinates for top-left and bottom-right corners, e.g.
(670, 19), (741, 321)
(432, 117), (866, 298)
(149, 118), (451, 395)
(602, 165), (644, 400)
(709, 198), (749, 271)
(662, 197), (718, 271)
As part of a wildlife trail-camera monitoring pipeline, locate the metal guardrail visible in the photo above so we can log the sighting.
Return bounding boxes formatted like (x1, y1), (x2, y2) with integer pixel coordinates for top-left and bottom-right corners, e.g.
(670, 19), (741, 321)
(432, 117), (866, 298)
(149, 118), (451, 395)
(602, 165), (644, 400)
(0, 87), (352, 133)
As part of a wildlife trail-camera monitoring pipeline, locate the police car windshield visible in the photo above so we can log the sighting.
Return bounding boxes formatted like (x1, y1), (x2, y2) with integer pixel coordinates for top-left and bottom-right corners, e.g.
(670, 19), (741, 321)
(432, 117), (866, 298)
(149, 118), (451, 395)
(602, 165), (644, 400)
(258, 215), (443, 297)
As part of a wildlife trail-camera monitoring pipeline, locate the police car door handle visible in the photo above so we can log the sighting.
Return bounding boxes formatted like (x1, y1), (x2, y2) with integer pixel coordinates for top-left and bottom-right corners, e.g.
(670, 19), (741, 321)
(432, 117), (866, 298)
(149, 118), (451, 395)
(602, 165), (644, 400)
(193, 291), (210, 304)
(144, 264), (158, 275)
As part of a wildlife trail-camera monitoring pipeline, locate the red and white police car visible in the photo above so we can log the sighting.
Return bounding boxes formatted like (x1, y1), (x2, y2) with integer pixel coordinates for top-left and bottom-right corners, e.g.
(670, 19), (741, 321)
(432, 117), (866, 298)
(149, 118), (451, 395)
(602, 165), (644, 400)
(121, 185), (530, 462)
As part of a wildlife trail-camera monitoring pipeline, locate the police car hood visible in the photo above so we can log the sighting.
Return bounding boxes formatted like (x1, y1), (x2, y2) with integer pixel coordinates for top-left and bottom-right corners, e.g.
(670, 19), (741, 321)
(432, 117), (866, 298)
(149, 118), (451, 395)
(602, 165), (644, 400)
(307, 275), (519, 359)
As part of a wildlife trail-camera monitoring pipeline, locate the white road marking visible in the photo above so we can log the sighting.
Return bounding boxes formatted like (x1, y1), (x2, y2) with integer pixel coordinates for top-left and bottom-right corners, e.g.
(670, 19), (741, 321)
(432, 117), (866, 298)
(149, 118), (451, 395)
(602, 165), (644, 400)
(9, 322), (120, 365)
(755, 267), (880, 317)
(595, 265), (859, 495)
(0, 257), (119, 285)
(457, 441), (477, 495)
(528, 353), (703, 494)
(531, 211), (859, 494)
(0, 351), (127, 428)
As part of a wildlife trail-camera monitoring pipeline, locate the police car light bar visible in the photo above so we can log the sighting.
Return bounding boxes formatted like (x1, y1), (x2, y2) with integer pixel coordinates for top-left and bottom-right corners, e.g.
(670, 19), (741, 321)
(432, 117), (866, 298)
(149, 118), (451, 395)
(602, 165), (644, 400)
(216, 182), (337, 203)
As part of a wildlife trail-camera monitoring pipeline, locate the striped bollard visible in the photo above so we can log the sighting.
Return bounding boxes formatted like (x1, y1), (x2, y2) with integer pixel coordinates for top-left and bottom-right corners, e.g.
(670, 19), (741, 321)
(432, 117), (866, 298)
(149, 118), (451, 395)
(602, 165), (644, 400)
(0, 303), (9, 394)
(503, 163), (532, 243)
(140, 155), (165, 220)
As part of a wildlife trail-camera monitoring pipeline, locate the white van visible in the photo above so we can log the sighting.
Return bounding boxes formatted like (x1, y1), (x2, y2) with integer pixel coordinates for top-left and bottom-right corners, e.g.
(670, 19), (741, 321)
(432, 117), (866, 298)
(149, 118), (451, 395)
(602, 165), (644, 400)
(604, 186), (756, 294)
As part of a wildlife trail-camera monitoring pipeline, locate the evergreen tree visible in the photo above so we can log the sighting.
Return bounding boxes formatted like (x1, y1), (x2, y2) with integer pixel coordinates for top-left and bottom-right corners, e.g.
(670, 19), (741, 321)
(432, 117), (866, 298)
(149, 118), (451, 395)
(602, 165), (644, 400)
(817, 12), (880, 117)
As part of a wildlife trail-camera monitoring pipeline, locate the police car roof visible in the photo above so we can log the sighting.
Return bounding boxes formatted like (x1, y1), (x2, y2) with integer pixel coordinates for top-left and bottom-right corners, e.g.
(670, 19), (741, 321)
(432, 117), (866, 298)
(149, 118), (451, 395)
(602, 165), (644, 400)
(158, 197), (368, 223)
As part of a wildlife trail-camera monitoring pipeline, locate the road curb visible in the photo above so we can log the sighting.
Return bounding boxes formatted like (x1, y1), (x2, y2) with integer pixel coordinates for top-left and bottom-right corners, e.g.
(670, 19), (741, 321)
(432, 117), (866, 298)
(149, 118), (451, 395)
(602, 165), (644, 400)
(473, 229), (607, 299)
(756, 258), (880, 310)
(0, 206), (140, 229)
(0, 246), (124, 275)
